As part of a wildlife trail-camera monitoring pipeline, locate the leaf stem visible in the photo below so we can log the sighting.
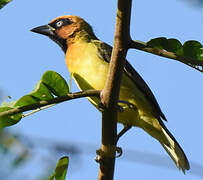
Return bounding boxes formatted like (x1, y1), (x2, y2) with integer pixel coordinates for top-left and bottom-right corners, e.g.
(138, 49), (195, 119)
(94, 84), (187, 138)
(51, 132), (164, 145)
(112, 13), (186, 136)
(23, 104), (56, 117)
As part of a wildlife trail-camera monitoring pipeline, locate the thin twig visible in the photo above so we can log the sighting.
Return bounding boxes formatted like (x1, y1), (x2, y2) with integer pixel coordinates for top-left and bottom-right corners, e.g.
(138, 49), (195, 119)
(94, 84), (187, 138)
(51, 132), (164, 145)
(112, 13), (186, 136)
(130, 40), (203, 72)
(0, 90), (101, 118)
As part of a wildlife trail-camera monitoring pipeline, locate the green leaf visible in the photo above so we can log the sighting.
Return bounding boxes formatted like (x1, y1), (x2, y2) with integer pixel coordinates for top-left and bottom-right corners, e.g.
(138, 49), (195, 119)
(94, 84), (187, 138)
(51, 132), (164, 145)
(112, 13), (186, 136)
(48, 156), (69, 180)
(42, 71), (69, 96)
(0, 71), (69, 129)
(183, 40), (203, 60)
(4, 71), (69, 109)
(1, 98), (16, 108)
(0, 0), (12, 9)
(48, 174), (55, 180)
(147, 37), (168, 50)
(14, 95), (39, 108)
(198, 48), (203, 61)
(0, 107), (22, 129)
(164, 38), (182, 53)
(13, 71), (69, 108)
(29, 80), (54, 101)
(147, 37), (183, 54)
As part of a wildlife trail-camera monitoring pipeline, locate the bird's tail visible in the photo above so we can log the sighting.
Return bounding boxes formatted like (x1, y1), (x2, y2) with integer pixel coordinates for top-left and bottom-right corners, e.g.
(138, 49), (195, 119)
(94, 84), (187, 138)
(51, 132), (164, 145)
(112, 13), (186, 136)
(160, 122), (190, 173)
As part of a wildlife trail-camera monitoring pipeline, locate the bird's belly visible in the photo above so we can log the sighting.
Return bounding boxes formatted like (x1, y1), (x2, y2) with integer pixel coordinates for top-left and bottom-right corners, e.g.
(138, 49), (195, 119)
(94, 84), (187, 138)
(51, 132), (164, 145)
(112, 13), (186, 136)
(71, 66), (153, 127)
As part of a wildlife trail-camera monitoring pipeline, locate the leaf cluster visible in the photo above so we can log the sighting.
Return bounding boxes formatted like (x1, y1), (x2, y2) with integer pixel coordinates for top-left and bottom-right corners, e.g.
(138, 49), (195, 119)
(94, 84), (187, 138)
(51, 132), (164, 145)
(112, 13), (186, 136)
(147, 37), (203, 70)
(0, 71), (69, 129)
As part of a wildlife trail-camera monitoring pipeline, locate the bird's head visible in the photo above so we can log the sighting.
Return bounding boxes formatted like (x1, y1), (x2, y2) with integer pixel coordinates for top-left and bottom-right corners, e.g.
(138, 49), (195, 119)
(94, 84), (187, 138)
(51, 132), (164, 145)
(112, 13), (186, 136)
(31, 15), (97, 53)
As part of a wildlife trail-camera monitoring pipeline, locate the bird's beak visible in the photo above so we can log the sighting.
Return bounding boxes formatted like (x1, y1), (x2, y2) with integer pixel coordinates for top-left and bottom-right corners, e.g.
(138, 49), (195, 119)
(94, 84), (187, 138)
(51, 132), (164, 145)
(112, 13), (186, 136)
(31, 25), (55, 37)
(31, 24), (67, 53)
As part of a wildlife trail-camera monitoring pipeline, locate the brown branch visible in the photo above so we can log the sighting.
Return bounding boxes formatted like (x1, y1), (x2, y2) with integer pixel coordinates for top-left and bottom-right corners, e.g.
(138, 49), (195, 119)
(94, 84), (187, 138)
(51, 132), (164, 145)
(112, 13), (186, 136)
(0, 90), (101, 118)
(98, 0), (132, 180)
(130, 40), (203, 72)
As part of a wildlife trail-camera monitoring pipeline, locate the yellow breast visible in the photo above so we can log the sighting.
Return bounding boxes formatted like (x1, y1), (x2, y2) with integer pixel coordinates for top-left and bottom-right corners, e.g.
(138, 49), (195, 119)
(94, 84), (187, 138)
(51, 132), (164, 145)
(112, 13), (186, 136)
(66, 42), (109, 90)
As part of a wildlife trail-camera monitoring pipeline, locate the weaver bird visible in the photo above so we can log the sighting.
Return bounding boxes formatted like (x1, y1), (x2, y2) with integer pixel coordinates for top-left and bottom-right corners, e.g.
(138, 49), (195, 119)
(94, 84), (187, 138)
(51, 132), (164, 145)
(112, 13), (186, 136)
(31, 15), (190, 172)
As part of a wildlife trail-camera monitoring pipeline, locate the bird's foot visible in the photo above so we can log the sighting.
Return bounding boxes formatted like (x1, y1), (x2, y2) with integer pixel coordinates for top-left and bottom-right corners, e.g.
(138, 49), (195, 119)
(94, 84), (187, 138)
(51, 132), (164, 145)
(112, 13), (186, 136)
(98, 102), (125, 113)
(117, 104), (124, 112)
(117, 100), (137, 113)
(98, 103), (105, 111)
(95, 146), (123, 163)
(118, 100), (137, 110)
(115, 147), (123, 158)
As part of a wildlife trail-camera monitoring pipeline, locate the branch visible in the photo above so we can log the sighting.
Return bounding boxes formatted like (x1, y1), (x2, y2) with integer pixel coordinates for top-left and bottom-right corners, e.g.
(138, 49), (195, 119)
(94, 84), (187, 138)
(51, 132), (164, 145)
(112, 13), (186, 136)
(0, 90), (100, 118)
(98, 0), (132, 180)
(130, 40), (203, 72)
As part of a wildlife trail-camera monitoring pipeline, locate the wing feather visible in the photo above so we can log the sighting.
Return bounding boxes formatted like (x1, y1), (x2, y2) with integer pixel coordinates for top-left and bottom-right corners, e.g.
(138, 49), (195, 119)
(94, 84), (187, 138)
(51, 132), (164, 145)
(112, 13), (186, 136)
(93, 40), (167, 121)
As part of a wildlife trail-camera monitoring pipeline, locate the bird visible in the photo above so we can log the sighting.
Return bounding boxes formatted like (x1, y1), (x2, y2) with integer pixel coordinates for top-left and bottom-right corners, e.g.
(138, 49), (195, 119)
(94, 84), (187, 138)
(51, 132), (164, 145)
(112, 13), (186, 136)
(31, 15), (190, 172)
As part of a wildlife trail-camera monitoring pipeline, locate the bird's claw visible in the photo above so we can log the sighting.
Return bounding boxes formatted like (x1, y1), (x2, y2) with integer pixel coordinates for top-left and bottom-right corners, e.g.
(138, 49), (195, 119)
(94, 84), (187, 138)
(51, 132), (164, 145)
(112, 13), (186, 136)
(116, 147), (123, 158)
(95, 149), (103, 163)
(98, 100), (135, 113)
(98, 103), (105, 112)
(95, 146), (123, 163)
(118, 100), (136, 110)
(117, 105), (124, 112)
(99, 103), (124, 112)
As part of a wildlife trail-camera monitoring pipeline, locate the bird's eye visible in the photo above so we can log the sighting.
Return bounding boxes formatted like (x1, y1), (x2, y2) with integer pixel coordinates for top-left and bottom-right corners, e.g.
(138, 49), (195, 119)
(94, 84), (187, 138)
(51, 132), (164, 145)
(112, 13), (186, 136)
(56, 20), (63, 28)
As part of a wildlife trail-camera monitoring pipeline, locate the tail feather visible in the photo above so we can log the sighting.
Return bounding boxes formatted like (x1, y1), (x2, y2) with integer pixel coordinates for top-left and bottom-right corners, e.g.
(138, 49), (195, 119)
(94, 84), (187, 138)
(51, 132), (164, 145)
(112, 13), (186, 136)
(160, 124), (190, 173)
